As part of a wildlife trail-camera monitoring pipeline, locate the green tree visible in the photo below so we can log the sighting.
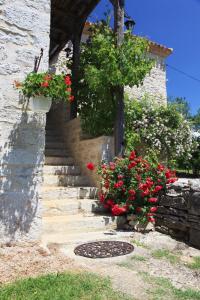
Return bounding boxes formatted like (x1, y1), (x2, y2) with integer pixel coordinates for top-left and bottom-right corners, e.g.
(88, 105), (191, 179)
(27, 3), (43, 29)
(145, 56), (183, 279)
(192, 108), (200, 129)
(77, 22), (154, 137)
(168, 97), (191, 119)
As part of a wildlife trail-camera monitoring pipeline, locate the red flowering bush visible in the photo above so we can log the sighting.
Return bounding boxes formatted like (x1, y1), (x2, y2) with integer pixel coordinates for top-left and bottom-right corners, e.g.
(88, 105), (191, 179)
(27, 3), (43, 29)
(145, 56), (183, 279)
(87, 162), (95, 171)
(88, 151), (177, 224)
(15, 72), (74, 103)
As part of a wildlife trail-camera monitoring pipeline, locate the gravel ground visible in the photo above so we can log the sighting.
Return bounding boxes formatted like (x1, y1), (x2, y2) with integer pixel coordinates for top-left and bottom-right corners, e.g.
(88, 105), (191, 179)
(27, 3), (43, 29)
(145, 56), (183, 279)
(0, 243), (79, 285)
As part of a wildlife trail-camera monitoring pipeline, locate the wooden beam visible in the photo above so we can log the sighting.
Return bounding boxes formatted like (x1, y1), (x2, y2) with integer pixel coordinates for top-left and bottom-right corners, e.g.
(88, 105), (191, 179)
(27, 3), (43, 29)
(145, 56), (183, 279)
(112, 0), (125, 157)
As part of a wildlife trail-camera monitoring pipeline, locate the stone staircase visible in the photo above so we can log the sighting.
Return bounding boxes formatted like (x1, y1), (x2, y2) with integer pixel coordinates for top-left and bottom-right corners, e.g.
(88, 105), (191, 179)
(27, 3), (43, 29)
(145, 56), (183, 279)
(41, 127), (116, 245)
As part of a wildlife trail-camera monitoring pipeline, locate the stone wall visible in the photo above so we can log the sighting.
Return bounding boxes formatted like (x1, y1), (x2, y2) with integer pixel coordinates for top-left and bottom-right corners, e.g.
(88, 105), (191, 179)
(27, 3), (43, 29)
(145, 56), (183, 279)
(125, 54), (167, 104)
(0, 0), (50, 243)
(156, 179), (200, 249)
(62, 118), (114, 187)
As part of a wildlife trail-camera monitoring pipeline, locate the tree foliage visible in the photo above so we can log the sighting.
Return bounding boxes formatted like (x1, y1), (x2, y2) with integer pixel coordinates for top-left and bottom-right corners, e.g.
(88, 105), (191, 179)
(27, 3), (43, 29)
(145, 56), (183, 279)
(77, 22), (154, 137)
(168, 97), (191, 119)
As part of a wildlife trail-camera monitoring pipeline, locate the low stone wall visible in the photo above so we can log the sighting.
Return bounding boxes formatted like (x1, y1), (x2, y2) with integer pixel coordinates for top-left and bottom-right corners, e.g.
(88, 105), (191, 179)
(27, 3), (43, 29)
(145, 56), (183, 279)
(62, 118), (114, 187)
(156, 179), (200, 249)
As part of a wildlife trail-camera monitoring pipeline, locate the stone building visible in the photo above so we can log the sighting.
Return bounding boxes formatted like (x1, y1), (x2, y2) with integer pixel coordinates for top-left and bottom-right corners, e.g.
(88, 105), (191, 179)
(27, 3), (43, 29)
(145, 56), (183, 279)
(0, 0), (172, 245)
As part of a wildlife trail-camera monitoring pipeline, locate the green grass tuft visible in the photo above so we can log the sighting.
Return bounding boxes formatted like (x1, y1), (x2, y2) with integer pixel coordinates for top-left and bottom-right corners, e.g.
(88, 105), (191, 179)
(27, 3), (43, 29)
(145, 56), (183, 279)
(130, 255), (147, 262)
(139, 272), (200, 300)
(151, 249), (180, 265)
(131, 239), (150, 249)
(186, 256), (200, 270)
(0, 272), (132, 300)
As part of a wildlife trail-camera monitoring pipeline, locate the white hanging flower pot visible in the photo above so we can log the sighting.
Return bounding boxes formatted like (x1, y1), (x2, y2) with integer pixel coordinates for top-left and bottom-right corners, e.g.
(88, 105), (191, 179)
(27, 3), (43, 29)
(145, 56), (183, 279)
(28, 96), (52, 113)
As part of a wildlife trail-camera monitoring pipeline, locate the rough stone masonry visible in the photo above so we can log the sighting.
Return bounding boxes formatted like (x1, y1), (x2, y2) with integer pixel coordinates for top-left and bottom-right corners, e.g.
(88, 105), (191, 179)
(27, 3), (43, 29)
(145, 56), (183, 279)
(156, 179), (200, 249)
(0, 0), (50, 243)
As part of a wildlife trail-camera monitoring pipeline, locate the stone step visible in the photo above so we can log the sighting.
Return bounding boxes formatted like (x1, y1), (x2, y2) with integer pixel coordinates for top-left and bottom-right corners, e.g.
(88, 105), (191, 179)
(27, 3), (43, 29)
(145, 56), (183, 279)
(42, 231), (132, 246)
(79, 199), (106, 214)
(43, 175), (90, 187)
(45, 142), (66, 149)
(42, 214), (116, 234)
(45, 156), (74, 165)
(45, 149), (69, 157)
(43, 165), (81, 176)
(43, 199), (78, 216)
(41, 186), (98, 200)
(42, 198), (105, 217)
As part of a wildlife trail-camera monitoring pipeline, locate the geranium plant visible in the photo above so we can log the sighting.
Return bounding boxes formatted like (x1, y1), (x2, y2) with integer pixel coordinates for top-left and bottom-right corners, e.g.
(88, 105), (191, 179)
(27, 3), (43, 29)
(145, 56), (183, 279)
(15, 72), (74, 103)
(87, 151), (177, 224)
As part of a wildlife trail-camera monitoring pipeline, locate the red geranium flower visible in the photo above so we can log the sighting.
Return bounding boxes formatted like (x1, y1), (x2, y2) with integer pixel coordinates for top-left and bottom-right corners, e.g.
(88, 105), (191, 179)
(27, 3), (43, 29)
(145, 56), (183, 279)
(150, 207), (158, 213)
(101, 164), (107, 169)
(107, 199), (115, 207)
(86, 162), (95, 171)
(141, 189), (150, 197)
(165, 169), (171, 179)
(114, 180), (124, 188)
(157, 164), (165, 171)
(167, 178), (178, 184)
(41, 81), (49, 87)
(109, 162), (116, 170)
(128, 161), (137, 169)
(153, 185), (163, 193)
(148, 217), (155, 223)
(148, 198), (158, 203)
(112, 204), (127, 216)
(44, 74), (52, 81)
(99, 193), (105, 203)
(69, 95), (74, 103)
(129, 150), (136, 160)
(128, 189), (136, 196)
(65, 75), (72, 85)
(139, 183), (148, 191)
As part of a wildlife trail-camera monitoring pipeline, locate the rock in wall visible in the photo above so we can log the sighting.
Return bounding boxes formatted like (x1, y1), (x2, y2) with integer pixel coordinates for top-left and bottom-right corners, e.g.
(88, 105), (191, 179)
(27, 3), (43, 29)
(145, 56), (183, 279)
(0, 0), (50, 243)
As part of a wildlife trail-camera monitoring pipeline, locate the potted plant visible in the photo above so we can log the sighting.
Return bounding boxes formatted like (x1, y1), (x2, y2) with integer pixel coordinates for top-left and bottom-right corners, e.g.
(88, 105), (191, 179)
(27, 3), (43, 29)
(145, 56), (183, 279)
(14, 72), (74, 113)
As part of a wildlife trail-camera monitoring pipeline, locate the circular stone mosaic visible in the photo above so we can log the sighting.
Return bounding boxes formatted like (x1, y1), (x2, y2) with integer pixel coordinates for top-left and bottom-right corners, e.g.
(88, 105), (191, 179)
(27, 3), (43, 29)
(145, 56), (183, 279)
(74, 241), (134, 259)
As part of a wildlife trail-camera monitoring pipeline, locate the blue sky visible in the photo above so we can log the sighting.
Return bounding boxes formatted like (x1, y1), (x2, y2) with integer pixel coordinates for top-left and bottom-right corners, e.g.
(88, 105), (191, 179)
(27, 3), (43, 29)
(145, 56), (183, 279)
(90, 0), (200, 115)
